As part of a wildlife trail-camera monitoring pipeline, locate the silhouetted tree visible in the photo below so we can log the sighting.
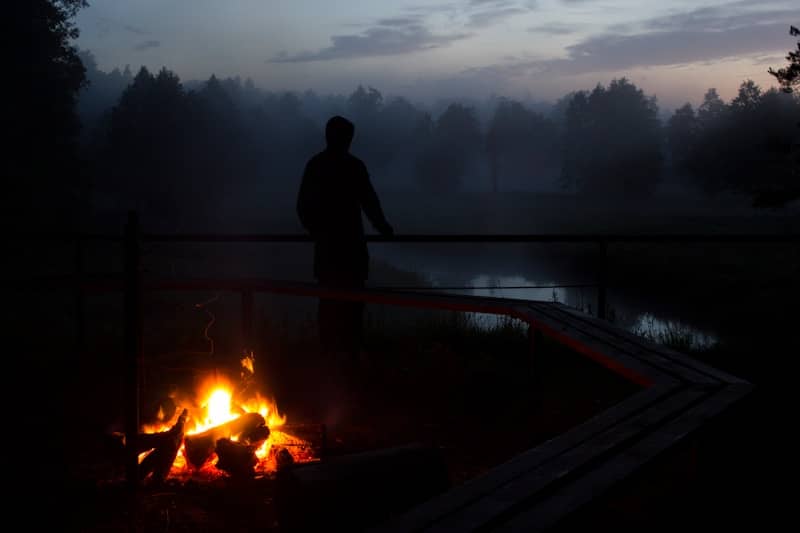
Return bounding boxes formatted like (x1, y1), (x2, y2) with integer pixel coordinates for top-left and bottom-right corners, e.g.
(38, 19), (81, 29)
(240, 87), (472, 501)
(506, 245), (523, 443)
(675, 81), (800, 205)
(698, 88), (726, 123)
(239, 90), (320, 207)
(416, 103), (482, 192)
(667, 103), (698, 168)
(730, 79), (762, 112)
(105, 67), (197, 218)
(377, 97), (432, 186)
(560, 78), (663, 196)
(486, 99), (558, 192)
(768, 26), (800, 93)
(77, 50), (133, 128)
(346, 86), (394, 172)
(347, 85), (383, 120)
(22, 0), (88, 227)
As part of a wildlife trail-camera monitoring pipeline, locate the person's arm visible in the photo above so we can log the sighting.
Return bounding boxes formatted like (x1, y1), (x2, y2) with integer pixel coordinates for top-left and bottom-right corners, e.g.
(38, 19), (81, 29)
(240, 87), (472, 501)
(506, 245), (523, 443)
(358, 162), (394, 236)
(296, 161), (318, 236)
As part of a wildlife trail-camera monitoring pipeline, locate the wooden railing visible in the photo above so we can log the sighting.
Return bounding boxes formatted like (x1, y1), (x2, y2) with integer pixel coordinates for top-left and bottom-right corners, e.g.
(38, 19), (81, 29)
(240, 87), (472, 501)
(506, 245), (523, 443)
(22, 212), (789, 521)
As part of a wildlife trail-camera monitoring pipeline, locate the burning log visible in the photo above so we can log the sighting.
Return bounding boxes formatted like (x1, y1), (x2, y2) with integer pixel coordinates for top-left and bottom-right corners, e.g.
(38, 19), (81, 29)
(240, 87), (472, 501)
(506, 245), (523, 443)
(275, 447), (295, 473)
(184, 412), (268, 468)
(240, 422), (270, 447)
(139, 408), (188, 485)
(215, 438), (258, 478)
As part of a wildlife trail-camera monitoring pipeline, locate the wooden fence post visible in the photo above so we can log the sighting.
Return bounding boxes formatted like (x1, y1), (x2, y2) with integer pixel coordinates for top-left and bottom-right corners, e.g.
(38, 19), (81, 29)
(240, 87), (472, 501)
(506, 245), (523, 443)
(74, 237), (85, 358)
(597, 239), (608, 320)
(528, 324), (543, 404)
(124, 211), (142, 488)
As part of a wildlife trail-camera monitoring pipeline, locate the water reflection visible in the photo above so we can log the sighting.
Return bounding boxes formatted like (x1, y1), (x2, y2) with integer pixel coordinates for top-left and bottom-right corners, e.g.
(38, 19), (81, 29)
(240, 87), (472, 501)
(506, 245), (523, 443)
(468, 274), (567, 303)
(435, 274), (718, 351)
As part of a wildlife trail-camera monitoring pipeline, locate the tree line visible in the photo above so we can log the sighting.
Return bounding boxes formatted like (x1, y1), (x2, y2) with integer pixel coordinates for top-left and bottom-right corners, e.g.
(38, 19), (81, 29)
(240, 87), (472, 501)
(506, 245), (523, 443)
(21, 1), (800, 231)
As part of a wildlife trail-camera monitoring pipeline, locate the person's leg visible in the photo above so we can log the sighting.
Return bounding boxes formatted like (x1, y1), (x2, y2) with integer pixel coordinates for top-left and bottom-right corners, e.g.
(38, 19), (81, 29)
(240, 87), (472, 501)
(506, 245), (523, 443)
(351, 300), (365, 363)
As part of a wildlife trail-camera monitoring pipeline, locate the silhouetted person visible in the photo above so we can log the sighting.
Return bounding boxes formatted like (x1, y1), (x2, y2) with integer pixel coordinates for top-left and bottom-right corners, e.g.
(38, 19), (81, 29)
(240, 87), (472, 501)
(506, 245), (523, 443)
(297, 115), (394, 369)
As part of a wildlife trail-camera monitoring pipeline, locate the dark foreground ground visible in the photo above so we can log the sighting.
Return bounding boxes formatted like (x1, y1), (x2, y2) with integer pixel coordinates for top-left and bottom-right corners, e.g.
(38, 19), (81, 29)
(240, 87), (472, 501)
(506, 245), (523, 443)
(50, 316), (645, 531)
(17, 195), (794, 530)
(21, 304), (770, 532)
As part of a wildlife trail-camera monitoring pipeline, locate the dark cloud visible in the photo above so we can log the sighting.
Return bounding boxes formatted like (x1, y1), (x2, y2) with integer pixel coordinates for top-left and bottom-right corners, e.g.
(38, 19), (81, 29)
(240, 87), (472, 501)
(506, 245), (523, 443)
(467, 7), (526, 28)
(269, 23), (469, 62)
(123, 24), (149, 36)
(270, 2), (540, 62)
(465, 0), (537, 29)
(376, 17), (422, 27)
(96, 16), (150, 36)
(467, 3), (795, 79)
(528, 23), (576, 35)
(469, 0), (513, 5)
(545, 23), (789, 74)
(134, 40), (160, 51)
(643, 3), (797, 33)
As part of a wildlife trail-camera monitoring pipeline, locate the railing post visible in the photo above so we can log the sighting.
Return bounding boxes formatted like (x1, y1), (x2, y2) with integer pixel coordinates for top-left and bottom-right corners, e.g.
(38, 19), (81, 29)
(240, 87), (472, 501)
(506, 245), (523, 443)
(528, 324), (543, 404)
(74, 237), (85, 358)
(241, 290), (254, 354)
(597, 239), (608, 320)
(124, 211), (142, 488)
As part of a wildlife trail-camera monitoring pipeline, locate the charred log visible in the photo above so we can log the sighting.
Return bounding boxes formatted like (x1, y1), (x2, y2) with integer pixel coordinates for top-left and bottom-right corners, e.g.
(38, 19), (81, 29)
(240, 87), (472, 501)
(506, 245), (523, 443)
(184, 412), (267, 468)
(215, 438), (258, 478)
(139, 408), (188, 485)
(240, 424), (270, 447)
(275, 447), (295, 473)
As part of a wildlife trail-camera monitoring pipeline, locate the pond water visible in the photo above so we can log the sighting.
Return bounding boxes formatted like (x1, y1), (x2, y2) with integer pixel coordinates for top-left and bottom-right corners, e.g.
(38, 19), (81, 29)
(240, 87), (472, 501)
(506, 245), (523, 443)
(428, 273), (719, 351)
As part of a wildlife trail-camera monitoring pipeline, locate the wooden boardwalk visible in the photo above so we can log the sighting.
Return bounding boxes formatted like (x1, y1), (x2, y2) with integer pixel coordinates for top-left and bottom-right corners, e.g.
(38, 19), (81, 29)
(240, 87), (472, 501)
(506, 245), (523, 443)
(99, 275), (751, 531)
(340, 291), (751, 532)
(32, 216), (760, 529)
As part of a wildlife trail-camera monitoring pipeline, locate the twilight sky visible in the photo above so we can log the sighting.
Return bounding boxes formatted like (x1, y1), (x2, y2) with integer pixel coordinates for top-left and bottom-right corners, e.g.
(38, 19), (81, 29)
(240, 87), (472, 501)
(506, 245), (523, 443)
(74, 0), (797, 109)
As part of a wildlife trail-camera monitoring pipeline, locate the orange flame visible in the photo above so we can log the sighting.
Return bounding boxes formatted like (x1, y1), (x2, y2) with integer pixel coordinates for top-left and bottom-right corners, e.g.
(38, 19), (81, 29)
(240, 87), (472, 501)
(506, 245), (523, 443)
(141, 353), (311, 479)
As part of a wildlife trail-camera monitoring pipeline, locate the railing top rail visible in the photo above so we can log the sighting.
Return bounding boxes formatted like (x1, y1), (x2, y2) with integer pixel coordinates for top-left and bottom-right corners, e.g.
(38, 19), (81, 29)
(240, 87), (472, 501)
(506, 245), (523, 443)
(13, 232), (800, 243)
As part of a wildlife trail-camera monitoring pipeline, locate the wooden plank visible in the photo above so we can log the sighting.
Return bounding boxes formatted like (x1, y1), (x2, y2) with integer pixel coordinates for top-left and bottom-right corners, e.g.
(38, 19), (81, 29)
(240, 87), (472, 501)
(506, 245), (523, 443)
(143, 278), (531, 320)
(529, 302), (718, 386)
(495, 383), (753, 532)
(518, 305), (671, 387)
(551, 303), (750, 384)
(422, 388), (708, 532)
(371, 385), (676, 533)
(530, 302), (717, 385)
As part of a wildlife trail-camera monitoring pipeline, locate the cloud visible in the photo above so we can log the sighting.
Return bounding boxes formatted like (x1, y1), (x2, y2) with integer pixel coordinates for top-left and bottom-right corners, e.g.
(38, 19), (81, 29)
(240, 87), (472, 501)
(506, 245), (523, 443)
(123, 24), (149, 36)
(133, 40), (160, 51)
(376, 17), (421, 27)
(269, 21), (469, 63)
(643, 3), (797, 33)
(528, 23), (576, 35)
(464, 2), (796, 79)
(96, 16), (150, 37)
(467, 7), (527, 28)
(271, 1), (539, 63)
(465, 0), (537, 28)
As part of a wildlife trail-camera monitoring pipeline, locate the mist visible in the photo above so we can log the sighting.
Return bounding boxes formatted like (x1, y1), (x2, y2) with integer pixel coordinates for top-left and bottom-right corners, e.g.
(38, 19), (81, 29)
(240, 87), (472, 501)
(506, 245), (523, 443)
(76, 48), (800, 231)
(19, 3), (800, 530)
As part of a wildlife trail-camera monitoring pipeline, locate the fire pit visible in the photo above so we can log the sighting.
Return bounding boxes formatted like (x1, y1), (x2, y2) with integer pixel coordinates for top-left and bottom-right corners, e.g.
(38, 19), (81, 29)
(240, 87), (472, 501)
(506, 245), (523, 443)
(108, 352), (320, 486)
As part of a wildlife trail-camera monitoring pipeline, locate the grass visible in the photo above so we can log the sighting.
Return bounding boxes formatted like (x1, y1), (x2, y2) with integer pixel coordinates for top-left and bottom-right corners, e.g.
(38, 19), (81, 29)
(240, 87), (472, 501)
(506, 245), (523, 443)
(627, 312), (717, 353)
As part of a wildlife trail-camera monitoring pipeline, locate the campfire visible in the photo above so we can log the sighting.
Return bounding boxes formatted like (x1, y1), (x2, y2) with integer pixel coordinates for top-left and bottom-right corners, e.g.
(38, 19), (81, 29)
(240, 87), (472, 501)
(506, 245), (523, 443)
(130, 353), (317, 485)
